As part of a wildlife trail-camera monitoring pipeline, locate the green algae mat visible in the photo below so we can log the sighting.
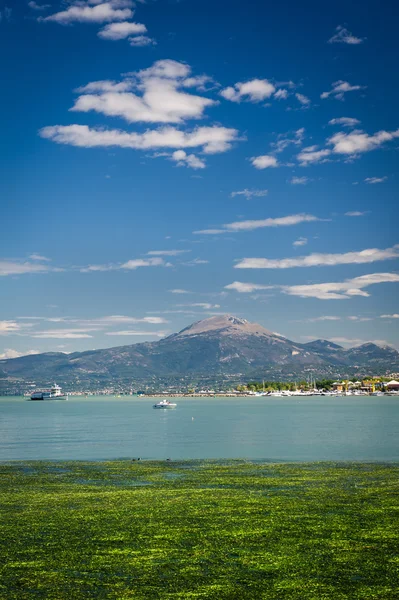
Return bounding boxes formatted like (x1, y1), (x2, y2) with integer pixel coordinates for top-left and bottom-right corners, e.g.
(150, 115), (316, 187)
(0, 461), (398, 599)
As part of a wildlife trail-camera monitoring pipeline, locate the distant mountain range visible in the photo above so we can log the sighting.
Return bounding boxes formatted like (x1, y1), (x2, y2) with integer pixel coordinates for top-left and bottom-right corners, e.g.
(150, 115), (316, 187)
(1, 315), (398, 393)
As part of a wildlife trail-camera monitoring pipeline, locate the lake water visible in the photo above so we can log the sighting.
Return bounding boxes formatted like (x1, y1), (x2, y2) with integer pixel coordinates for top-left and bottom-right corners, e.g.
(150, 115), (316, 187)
(0, 395), (398, 462)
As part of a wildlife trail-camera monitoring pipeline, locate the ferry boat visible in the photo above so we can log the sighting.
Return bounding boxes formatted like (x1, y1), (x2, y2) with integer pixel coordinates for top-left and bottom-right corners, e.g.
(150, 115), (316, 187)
(153, 400), (177, 409)
(29, 384), (67, 401)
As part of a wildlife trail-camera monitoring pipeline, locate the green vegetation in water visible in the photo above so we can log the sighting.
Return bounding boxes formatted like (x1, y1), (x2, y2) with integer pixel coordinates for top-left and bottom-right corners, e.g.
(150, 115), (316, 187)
(0, 460), (398, 599)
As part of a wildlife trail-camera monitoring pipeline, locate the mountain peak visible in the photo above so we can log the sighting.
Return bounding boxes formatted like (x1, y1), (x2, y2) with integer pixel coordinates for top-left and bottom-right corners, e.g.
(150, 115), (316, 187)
(171, 314), (277, 339)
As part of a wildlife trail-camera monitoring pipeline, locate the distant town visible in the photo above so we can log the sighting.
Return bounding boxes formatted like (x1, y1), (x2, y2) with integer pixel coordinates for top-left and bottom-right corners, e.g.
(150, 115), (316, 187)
(4, 374), (399, 398)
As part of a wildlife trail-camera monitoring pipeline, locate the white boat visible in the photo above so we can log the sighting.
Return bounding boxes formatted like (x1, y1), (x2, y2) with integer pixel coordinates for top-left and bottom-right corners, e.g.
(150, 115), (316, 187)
(153, 400), (177, 409)
(29, 383), (67, 401)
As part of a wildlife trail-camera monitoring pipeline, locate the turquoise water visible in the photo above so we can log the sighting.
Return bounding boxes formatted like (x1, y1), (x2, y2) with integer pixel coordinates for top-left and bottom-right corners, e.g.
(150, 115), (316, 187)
(0, 395), (398, 461)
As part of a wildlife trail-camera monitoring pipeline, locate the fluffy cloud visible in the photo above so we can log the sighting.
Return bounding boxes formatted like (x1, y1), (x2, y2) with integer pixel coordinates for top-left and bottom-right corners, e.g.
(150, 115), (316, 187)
(220, 79), (275, 103)
(194, 213), (320, 235)
(283, 273), (399, 300)
(272, 128), (305, 154)
(225, 273), (399, 300)
(234, 246), (399, 269)
(129, 35), (156, 47)
(0, 349), (39, 359)
(98, 21), (146, 40)
(80, 257), (171, 272)
(321, 80), (365, 100)
(274, 89), (288, 100)
(146, 250), (189, 256)
(0, 260), (61, 276)
(28, 1), (50, 10)
(40, 124), (240, 154)
(328, 128), (399, 154)
(30, 328), (95, 339)
(71, 60), (216, 124)
(296, 148), (331, 165)
(295, 93), (310, 106)
(0, 321), (23, 335)
(345, 211), (368, 217)
(364, 176), (388, 184)
(43, 1), (134, 24)
(29, 254), (51, 261)
(329, 117), (360, 127)
(293, 237), (308, 247)
(250, 155), (278, 169)
(171, 150), (206, 169)
(231, 189), (268, 199)
(328, 25), (365, 45)
(225, 282), (274, 293)
(290, 176), (310, 185)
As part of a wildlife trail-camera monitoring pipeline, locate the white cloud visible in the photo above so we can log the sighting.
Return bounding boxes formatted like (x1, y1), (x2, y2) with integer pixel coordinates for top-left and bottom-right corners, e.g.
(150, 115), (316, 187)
(307, 316), (341, 322)
(365, 176), (388, 184)
(328, 128), (399, 154)
(0, 260), (61, 276)
(98, 21), (147, 40)
(274, 89), (288, 100)
(0, 321), (23, 335)
(380, 314), (399, 319)
(30, 328), (96, 339)
(169, 289), (192, 294)
(40, 124), (240, 154)
(234, 246), (399, 269)
(192, 229), (227, 235)
(272, 128), (305, 153)
(183, 75), (216, 90)
(70, 60), (216, 124)
(146, 250), (189, 256)
(220, 79), (275, 103)
(0, 349), (39, 359)
(120, 257), (169, 269)
(295, 93), (310, 106)
(171, 150), (206, 169)
(129, 35), (156, 47)
(75, 80), (134, 93)
(296, 127), (399, 167)
(321, 80), (365, 100)
(293, 237), (308, 247)
(328, 117), (360, 127)
(105, 330), (167, 337)
(225, 282), (274, 293)
(43, 1), (134, 24)
(80, 257), (171, 272)
(225, 272), (399, 300)
(251, 155), (278, 169)
(328, 25), (365, 45)
(29, 254), (51, 262)
(283, 272), (399, 300)
(231, 189), (268, 199)
(85, 315), (168, 325)
(297, 148), (331, 165)
(177, 303), (220, 310)
(28, 2), (50, 10)
(182, 258), (209, 266)
(194, 213), (320, 235)
(345, 211), (368, 217)
(290, 176), (310, 185)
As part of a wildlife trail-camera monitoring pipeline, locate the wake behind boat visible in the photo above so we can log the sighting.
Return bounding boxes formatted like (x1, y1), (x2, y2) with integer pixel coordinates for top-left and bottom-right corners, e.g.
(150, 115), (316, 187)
(153, 400), (177, 409)
(28, 384), (67, 401)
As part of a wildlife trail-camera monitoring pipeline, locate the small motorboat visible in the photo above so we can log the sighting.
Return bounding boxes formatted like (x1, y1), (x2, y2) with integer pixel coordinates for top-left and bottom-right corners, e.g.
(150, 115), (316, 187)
(153, 400), (177, 409)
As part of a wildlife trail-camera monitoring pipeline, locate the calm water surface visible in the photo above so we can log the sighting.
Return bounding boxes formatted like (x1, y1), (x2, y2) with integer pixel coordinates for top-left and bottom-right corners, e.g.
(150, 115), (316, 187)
(0, 396), (398, 461)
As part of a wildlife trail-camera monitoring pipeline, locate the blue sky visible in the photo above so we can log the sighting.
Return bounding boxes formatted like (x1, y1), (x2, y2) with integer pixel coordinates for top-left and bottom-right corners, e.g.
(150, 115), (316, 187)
(1, 0), (399, 358)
